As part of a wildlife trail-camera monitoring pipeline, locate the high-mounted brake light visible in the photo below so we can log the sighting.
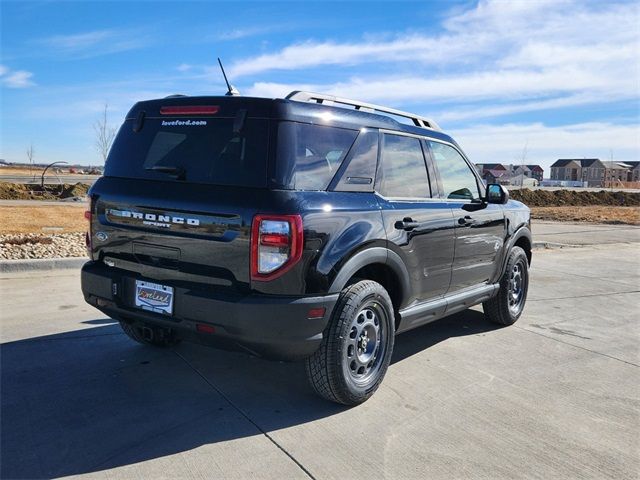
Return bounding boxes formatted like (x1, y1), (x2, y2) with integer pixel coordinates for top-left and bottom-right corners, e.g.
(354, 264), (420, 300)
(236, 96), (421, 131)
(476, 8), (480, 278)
(160, 106), (220, 115)
(251, 214), (303, 282)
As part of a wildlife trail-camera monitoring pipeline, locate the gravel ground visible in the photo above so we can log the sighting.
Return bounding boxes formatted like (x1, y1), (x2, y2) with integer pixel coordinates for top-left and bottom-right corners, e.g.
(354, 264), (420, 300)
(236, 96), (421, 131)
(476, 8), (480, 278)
(0, 233), (87, 260)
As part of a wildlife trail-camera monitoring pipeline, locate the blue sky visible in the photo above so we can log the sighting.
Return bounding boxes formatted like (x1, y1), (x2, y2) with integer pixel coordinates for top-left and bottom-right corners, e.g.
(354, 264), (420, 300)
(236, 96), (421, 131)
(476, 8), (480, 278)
(1, 0), (639, 171)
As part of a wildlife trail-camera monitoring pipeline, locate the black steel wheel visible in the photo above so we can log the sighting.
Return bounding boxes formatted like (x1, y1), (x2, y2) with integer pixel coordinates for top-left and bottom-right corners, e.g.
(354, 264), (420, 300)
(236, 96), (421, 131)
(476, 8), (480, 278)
(305, 280), (395, 405)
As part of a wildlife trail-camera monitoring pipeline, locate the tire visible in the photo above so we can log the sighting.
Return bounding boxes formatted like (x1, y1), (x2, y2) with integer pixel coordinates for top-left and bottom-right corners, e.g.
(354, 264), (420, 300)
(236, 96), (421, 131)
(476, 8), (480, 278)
(119, 320), (181, 347)
(483, 246), (529, 326)
(305, 280), (395, 406)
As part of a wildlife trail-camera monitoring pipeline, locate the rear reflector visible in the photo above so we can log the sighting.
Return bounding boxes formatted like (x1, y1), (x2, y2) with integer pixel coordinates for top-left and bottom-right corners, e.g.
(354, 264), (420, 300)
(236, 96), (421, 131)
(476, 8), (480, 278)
(160, 106), (220, 115)
(196, 324), (216, 334)
(84, 210), (91, 220)
(307, 307), (326, 319)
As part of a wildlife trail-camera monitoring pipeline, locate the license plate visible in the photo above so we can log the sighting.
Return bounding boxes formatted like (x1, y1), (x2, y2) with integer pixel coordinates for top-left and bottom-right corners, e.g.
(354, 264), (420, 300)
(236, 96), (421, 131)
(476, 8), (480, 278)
(135, 280), (174, 315)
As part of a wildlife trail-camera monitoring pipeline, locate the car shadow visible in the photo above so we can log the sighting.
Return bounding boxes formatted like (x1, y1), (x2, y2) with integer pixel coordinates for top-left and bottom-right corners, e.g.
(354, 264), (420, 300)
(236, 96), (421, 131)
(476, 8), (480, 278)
(1, 308), (500, 479)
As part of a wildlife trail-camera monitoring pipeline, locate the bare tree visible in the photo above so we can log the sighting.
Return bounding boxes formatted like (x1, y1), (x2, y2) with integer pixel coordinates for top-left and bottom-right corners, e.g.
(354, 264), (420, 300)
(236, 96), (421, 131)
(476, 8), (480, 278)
(26, 143), (35, 179)
(518, 141), (528, 187)
(94, 103), (117, 163)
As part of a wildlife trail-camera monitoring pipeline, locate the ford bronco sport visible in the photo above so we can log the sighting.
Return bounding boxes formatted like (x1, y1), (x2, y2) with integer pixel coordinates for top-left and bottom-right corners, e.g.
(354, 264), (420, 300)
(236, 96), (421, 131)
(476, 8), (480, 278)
(81, 91), (531, 405)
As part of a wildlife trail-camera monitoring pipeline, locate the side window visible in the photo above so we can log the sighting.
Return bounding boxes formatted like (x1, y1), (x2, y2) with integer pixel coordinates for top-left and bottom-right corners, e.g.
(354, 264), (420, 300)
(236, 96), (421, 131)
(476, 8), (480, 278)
(276, 122), (358, 191)
(334, 130), (378, 192)
(428, 141), (481, 200)
(378, 134), (431, 198)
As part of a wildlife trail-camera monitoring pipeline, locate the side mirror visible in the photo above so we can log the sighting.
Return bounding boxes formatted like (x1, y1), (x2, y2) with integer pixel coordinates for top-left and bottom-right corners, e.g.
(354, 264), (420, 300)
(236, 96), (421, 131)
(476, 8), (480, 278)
(486, 183), (509, 204)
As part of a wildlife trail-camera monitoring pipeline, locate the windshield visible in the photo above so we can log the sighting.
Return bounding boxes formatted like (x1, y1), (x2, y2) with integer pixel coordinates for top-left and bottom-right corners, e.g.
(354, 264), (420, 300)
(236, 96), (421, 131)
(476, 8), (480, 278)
(105, 117), (269, 187)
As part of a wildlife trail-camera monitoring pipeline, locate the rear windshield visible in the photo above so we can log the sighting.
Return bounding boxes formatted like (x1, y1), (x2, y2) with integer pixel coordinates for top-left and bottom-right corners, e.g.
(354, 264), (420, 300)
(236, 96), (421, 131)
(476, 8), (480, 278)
(105, 117), (269, 187)
(276, 122), (358, 190)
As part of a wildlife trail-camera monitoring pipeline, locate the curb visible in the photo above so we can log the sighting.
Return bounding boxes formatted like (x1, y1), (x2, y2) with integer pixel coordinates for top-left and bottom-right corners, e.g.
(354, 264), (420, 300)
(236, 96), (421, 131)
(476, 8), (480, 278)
(0, 257), (87, 273)
(532, 241), (582, 250)
(0, 243), (583, 272)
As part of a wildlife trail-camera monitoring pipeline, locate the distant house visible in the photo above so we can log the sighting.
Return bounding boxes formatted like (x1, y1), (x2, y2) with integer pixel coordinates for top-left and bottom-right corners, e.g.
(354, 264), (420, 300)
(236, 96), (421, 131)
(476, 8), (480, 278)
(475, 163), (544, 186)
(526, 165), (544, 182)
(476, 163), (507, 176)
(601, 161), (640, 184)
(550, 159), (605, 187)
(481, 170), (509, 185)
(629, 162), (640, 182)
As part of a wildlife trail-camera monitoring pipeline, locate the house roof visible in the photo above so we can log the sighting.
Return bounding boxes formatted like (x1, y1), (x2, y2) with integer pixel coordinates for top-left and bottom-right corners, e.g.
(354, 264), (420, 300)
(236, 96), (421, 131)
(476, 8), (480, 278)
(551, 159), (578, 167)
(476, 163), (506, 170)
(580, 158), (604, 168)
(551, 159), (603, 168)
(601, 161), (634, 169)
(526, 164), (544, 171)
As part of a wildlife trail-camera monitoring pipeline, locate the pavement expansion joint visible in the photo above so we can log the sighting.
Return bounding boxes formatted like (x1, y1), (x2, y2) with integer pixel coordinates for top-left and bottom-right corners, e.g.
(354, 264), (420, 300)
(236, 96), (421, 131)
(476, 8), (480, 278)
(514, 325), (640, 368)
(172, 350), (317, 480)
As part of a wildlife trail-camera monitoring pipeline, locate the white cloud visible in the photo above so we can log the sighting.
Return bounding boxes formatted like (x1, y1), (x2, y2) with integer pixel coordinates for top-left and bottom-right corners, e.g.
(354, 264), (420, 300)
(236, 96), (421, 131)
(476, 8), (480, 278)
(0, 65), (35, 88)
(451, 122), (640, 169)
(229, 0), (639, 121)
(245, 64), (633, 104)
(230, 1), (637, 76)
(216, 26), (277, 41)
(38, 29), (151, 58)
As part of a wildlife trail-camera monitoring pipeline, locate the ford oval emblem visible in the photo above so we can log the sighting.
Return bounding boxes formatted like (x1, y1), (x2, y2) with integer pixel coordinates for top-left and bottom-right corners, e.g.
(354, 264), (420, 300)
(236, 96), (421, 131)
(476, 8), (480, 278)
(95, 231), (108, 242)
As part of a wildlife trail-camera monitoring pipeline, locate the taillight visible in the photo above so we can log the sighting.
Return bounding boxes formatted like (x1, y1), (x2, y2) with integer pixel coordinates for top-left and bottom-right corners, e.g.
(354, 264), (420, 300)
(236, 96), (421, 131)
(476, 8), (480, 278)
(251, 214), (303, 281)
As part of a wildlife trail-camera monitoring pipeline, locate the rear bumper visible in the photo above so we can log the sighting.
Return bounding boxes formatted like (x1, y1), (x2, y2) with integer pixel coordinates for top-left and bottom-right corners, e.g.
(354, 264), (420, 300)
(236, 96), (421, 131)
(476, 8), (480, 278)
(81, 261), (338, 360)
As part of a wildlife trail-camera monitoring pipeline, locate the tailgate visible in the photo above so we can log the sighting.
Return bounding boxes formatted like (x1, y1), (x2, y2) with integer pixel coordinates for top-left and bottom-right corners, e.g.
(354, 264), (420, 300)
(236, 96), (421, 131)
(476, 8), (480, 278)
(90, 177), (258, 293)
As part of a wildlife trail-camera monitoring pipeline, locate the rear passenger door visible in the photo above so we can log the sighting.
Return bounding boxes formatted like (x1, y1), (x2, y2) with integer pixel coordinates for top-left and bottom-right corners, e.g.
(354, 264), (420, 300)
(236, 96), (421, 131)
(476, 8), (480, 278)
(377, 132), (456, 306)
(426, 140), (506, 292)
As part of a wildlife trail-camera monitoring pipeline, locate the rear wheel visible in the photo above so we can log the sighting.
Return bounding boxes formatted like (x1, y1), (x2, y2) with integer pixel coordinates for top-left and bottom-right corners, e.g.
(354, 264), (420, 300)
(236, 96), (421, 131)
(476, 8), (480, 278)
(305, 280), (395, 405)
(119, 320), (181, 347)
(483, 246), (529, 325)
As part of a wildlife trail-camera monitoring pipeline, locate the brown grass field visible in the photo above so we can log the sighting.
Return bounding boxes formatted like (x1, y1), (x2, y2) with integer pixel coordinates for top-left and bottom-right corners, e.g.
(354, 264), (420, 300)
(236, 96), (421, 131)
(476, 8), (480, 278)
(0, 165), (78, 176)
(0, 204), (87, 234)
(0, 203), (637, 236)
(531, 206), (639, 225)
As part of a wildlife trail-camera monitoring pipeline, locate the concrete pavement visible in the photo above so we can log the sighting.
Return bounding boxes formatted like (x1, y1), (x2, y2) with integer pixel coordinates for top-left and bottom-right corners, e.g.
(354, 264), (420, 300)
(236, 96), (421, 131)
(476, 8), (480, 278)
(533, 220), (640, 246)
(1, 226), (639, 479)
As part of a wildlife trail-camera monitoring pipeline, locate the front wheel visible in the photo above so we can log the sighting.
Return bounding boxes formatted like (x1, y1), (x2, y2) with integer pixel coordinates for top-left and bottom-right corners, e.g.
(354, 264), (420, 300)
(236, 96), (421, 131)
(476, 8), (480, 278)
(483, 246), (529, 325)
(305, 280), (395, 405)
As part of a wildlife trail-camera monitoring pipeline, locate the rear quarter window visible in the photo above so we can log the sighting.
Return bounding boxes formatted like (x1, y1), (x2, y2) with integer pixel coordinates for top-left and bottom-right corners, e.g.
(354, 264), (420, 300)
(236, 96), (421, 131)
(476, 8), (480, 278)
(275, 122), (358, 191)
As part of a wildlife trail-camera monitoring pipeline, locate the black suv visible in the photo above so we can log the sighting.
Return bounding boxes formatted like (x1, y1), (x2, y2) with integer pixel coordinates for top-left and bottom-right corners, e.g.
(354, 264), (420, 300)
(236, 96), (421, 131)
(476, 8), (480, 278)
(81, 91), (531, 405)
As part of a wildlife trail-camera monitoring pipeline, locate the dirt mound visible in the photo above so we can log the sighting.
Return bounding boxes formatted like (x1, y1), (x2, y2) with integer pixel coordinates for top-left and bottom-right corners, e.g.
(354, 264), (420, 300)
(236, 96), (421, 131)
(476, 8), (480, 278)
(0, 182), (90, 201)
(511, 189), (640, 207)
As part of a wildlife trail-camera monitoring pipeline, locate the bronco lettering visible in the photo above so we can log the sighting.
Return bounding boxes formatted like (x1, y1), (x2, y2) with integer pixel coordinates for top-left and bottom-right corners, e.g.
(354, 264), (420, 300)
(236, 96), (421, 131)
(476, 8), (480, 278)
(107, 208), (200, 226)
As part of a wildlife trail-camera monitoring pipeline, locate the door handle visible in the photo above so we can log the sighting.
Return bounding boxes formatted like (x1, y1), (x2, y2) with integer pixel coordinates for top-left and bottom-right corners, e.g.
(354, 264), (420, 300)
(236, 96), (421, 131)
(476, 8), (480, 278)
(458, 215), (476, 226)
(395, 217), (420, 231)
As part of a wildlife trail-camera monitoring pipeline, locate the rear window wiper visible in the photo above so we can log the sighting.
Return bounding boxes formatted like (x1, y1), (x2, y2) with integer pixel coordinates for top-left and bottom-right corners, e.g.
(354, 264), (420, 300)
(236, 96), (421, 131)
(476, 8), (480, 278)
(146, 165), (186, 180)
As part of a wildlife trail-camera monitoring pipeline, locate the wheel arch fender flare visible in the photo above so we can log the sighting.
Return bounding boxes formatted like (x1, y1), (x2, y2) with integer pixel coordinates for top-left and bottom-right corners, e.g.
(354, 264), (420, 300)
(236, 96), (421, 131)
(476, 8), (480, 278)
(328, 247), (411, 307)
(500, 225), (532, 277)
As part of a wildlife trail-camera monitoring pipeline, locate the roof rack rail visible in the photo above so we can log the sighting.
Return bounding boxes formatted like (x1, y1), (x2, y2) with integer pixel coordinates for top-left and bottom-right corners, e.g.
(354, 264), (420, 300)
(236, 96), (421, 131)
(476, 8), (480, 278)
(285, 91), (441, 131)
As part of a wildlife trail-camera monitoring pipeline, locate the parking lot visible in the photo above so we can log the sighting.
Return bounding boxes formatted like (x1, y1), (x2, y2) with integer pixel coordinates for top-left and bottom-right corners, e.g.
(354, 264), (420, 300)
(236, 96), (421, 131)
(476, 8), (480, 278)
(2, 222), (639, 479)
